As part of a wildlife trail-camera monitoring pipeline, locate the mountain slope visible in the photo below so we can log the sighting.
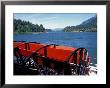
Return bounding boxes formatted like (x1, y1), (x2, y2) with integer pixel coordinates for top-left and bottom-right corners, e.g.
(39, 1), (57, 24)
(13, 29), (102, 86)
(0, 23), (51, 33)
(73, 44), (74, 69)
(63, 16), (97, 32)
(77, 16), (97, 29)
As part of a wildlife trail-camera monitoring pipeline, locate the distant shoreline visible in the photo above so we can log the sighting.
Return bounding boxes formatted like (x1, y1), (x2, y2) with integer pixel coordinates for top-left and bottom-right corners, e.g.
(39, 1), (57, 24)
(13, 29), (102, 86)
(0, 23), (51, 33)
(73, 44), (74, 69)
(63, 31), (97, 33)
(14, 32), (45, 34)
(14, 31), (97, 34)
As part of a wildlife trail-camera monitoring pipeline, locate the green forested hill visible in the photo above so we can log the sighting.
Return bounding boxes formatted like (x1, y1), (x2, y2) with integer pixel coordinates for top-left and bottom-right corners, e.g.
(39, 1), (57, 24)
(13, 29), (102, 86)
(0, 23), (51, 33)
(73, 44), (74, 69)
(63, 16), (97, 32)
(14, 19), (45, 33)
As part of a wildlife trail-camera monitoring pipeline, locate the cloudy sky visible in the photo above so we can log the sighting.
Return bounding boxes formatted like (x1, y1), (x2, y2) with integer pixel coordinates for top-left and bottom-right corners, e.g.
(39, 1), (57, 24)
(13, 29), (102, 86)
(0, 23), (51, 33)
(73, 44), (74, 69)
(14, 13), (96, 29)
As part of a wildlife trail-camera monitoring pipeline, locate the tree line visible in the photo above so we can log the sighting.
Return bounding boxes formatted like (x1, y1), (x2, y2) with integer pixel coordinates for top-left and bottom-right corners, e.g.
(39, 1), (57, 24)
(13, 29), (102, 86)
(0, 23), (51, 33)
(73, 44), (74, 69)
(14, 19), (45, 33)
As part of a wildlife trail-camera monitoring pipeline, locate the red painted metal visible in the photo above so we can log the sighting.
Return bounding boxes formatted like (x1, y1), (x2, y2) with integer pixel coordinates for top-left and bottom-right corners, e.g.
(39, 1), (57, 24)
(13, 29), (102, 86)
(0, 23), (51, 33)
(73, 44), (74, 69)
(14, 41), (85, 63)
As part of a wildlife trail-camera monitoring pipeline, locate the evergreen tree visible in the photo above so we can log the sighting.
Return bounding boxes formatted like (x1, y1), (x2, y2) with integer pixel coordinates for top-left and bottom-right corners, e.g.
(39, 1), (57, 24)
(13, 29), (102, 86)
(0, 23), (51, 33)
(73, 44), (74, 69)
(14, 19), (46, 33)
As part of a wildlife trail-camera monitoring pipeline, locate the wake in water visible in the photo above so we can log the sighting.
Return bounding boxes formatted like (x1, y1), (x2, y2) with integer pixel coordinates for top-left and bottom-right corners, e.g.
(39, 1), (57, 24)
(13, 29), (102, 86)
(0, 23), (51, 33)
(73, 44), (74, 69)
(89, 65), (97, 75)
(89, 58), (97, 75)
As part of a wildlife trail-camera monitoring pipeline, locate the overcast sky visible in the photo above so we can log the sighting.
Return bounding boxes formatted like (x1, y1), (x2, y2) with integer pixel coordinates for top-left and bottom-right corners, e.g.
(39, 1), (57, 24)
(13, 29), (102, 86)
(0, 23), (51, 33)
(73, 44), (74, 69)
(14, 13), (96, 30)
